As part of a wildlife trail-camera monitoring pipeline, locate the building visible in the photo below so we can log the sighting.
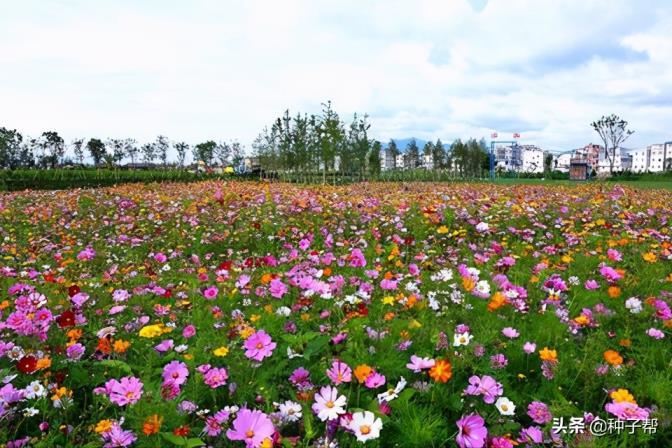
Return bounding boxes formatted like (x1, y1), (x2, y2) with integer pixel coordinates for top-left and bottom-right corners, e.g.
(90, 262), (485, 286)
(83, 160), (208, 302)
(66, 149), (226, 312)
(379, 148), (396, 171)
(423, 152), (434, 170)
(395, 153), (406, 170)
(597, 147), (632, 174)
(553, 153), (572, 172)
(493, 144), (522, 171)
(574, 144), (602, 170)
(628, 143), (670, 172)
(520, 145), (545, 173)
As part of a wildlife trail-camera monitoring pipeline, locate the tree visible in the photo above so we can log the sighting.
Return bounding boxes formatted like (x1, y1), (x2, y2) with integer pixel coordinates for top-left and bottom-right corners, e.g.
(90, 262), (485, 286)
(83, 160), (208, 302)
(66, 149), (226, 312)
(141, 142), (156, 164)
(124, 139), (139, 165)
(433, 139), (446, 169)
(86, 138), (106, 166)
(230, 141), (244, 168)
(174, 142), (189, 167)
(405, 139), (420, 169)
(194, 141), (216, 165)
(317, 101), (344, 183)
(368, 140), (382, 176)
(422, 141), (434, 169)
(591, 114), (634, 175)
(40, 131), (65, 168)
(544, 153), (553, 174)
(0, 127), (23, 169)
(71, 139), (85, 165)
(155, 135), (169, 166)
(107, 139), (125, 166)
(215, 141), (231, 166)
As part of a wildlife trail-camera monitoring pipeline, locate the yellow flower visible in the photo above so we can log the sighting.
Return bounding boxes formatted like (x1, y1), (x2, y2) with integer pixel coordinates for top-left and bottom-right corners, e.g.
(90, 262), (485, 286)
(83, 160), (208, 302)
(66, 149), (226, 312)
(437, 225), (449, 234)
(382, 296), (395, 305)
(408, 319), (422, 329)
(611, 388), (636, 404)
(539, 347), (558, 363)
(250, 314), (261, 322)
(138, 324), (171, 338)
(239, 326), (255, 339)
(642, 252), (657, 263)
(94, 419), (114, 434)
(113, 339), (131, 353)
(213, 346), (229, 357)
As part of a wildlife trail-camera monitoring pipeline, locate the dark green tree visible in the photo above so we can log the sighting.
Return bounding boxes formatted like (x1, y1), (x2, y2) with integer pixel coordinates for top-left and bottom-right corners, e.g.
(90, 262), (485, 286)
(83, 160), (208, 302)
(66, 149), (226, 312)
(86, 138), (106, 166)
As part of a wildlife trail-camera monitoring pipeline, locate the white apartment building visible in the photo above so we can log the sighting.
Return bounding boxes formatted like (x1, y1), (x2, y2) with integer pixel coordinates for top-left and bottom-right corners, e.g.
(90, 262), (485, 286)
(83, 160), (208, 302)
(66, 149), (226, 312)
(553, 153), (572, 172)
(597, 147), (632, 173)
(423, 153), (434, 170)
(628, 143), (670, 172)
(521, 146), (545, 173)
(395, 153), (406, 170)
(380, 148), (396, 171)
(493, 144), (522, 171)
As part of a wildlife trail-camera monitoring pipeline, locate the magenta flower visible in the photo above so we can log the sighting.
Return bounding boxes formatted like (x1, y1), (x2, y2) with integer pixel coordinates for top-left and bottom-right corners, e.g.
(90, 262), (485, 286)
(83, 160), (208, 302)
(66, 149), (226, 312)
(203, 367), (229, 388)
(244, 330), (276, 362)
(66, 343), (85, 360)
(162, 361), (189, 387)
(605, 401), (650, 420)
(527, 401), (552, 424)
(101, 423), (137, 448)
(182, 325), (196, 338)
(464, 375), (503, 404)
(154, 339), (174, 353)
(107, 377), (143, 406)
(364, 371), (386, 389)
(584, 279), (600, 290)
(490, 353), (508, 369)
(202, 286), (219, 300)
(269, 278), (288, 299)
(518, 426), (543, 444)
(349, 248), (367, 267)
(326, 360), (352, 385)
(456, 413), (488, 448)
(646, 328), (665, 339)
(226, 409), (275, 447)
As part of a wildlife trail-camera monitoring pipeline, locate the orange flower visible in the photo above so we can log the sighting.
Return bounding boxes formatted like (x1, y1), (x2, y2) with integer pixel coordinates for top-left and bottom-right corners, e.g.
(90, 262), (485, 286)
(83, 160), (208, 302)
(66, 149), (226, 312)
(97, 338), (112, 354)
(642, 252), (657, 263)
(36, 357), (51, 370)
(66, 328), (83, 341)
(142, 414), (163, 435)
(260, 273), (273, 284)
(113, 339), (130, 353)
(487, 292), (506, 312)
(462, 276), (475, 292)
(429, 359), (452, 383)
(603, 350), (623, 366)
(539, 347), (558, 363)
(618, 339), (631, 347)
(607, 286), (621, 298)
(354, 364), (373, 383)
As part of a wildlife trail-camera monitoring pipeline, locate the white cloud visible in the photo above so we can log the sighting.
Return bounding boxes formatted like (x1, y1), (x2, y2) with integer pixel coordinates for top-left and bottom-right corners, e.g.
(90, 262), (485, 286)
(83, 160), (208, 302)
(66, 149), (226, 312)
(0, 0), (670, 157)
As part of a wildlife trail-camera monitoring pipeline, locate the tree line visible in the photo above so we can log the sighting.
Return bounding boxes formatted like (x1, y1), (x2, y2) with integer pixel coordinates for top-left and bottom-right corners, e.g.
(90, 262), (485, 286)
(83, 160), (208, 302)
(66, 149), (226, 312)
(0, 128), (245, 169)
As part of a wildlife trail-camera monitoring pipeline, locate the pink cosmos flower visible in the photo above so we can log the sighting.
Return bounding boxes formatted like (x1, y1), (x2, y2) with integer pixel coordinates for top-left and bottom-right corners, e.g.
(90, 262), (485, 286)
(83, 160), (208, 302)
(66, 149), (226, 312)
(523, 342), (537, 354)
(646, 328), (665, 339)
(101, 422), (137, 448)
(518, 426), (543, 444)
(380, 279), (398, 290)
(527, 401), (552, 424)
(501, 327), (519, 339)
(605, 401), (650, 420)
(77, 247), (96, 261)
(203, 367), (229, 388)
(406, 355), (435, 373)
(464, 375), (503, 404)
(66, 343), (85, 360)
(599, 265), (622, 283)
(326, 360), (352, 385)
(226, 409), (275, 448)
(107, 377), (143, 406)
(584, 279), (600, 290)
(162, 361), (189, 386)
(202, 286), (219, 300)
(269, 278), (288, 299)
(456, 413), (488, 448)
(244, 330), (276, 362)
(607, 249), (622, 262)
(349, 248), (367, 268)
(183, 325), (196, 338)
(154, 339), (174, 353)
(364, 372), (386, 389)
(71, 293), (89, 308)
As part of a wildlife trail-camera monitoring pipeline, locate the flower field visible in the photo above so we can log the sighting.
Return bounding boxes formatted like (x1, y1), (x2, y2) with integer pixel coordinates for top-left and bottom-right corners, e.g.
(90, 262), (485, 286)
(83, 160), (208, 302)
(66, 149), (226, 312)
(0, 181), (671, 447)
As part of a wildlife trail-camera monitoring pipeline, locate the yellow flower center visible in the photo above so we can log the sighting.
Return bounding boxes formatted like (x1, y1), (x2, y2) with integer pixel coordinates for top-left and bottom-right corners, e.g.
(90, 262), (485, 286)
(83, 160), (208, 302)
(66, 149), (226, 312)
(246, 430), (255, 438)
(325, 400), (334, 408)
(360, 425), (371, 435)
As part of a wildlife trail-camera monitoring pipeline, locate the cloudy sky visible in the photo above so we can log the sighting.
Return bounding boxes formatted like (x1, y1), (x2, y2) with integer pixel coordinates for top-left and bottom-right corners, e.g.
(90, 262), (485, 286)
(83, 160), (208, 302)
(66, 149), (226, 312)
(1, 0), (671, 153)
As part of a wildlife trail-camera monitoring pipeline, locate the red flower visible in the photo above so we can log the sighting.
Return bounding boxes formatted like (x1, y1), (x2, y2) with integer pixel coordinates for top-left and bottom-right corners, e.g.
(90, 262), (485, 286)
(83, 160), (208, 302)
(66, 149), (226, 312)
(56, 310), (76, 328)
(219, 260), (233, 271)
(17, 355), (37, 374)
(68, 285), (81, 297)
(173, 425), (190, 436)
(163, 289), (172, 298)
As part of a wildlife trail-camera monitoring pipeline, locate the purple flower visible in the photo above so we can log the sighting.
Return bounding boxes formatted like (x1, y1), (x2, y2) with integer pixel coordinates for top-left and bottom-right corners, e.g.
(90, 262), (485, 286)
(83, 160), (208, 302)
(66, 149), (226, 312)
(244, 330), (276, 362)
(226, 409), (275, 447)
(490, 353), (508, 369)
(518, 426), (544, 444)
(456, 413), (488, 448)
(527, 401), (552, 424)
(66, 343), (85, 360)
(162, 361), (189, 387)
(269, 278), (288, 299)
(464, 375), (503, 404)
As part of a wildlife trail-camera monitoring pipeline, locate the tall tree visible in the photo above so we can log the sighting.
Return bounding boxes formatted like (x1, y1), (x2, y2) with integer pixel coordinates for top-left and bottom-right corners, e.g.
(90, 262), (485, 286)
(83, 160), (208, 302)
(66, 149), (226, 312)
(71, 139), (84, 165)
(405, 139), (420, 169)
(194, 141), (216, 165)
(215, 141), (231, 166)
(141, 142), (156, 164)
(174, 142), (189, 167)
(591, 114), (634, 175)
(433, 138), (446, 169)
(422, 141), (435, 169)
(230, 141), (244, 168)
(155, 135), (169, 166)
(40, 131), (65, 168)
(0, 127), (23, 169)
(124, 139), (139, 165)
(86, 138), (106, 166)
(317, 101), (344, 183)
(107, 139), (125, 166)
(368, 140), (382, 176)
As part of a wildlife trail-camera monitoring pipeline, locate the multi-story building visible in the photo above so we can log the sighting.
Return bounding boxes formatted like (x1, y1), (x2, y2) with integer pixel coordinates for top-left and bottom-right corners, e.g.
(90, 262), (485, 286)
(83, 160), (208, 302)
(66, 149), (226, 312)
(395, 153), (406, 170)
(520, 145), (545, 173)
(493, 144), (522, 171)
(574, 143), (602, 170)
(553, 153), (572, 172)
(629, 143), (670, 172)
(379, 148), (396, 171)
(597, 147), (632, 173)
(423, 153), (434, 170)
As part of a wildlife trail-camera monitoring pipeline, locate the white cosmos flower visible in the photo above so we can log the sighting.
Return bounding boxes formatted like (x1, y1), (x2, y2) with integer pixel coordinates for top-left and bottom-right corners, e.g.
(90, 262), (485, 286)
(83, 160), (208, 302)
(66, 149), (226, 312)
(475, 280), (491, 296)
(312, 386), (347, 421)
(495, 397), (516, 416)
(278, 400), (303, 422)
(453, 332), (473, 347)
(377, 377), (407, 403)
(24, 381), (46, 399)
(349, 411), (383, 443)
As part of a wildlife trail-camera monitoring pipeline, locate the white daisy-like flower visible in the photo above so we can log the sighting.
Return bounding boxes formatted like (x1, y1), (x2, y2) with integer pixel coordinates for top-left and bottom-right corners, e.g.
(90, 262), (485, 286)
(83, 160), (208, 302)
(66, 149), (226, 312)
(377, 377), (407, 403)
(278, 400), (303, 422)
(495, 397), (516, 416)
(24, 381), (46, 399)
(453, 332), (473, 347)
(349, 411), (383, 443)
